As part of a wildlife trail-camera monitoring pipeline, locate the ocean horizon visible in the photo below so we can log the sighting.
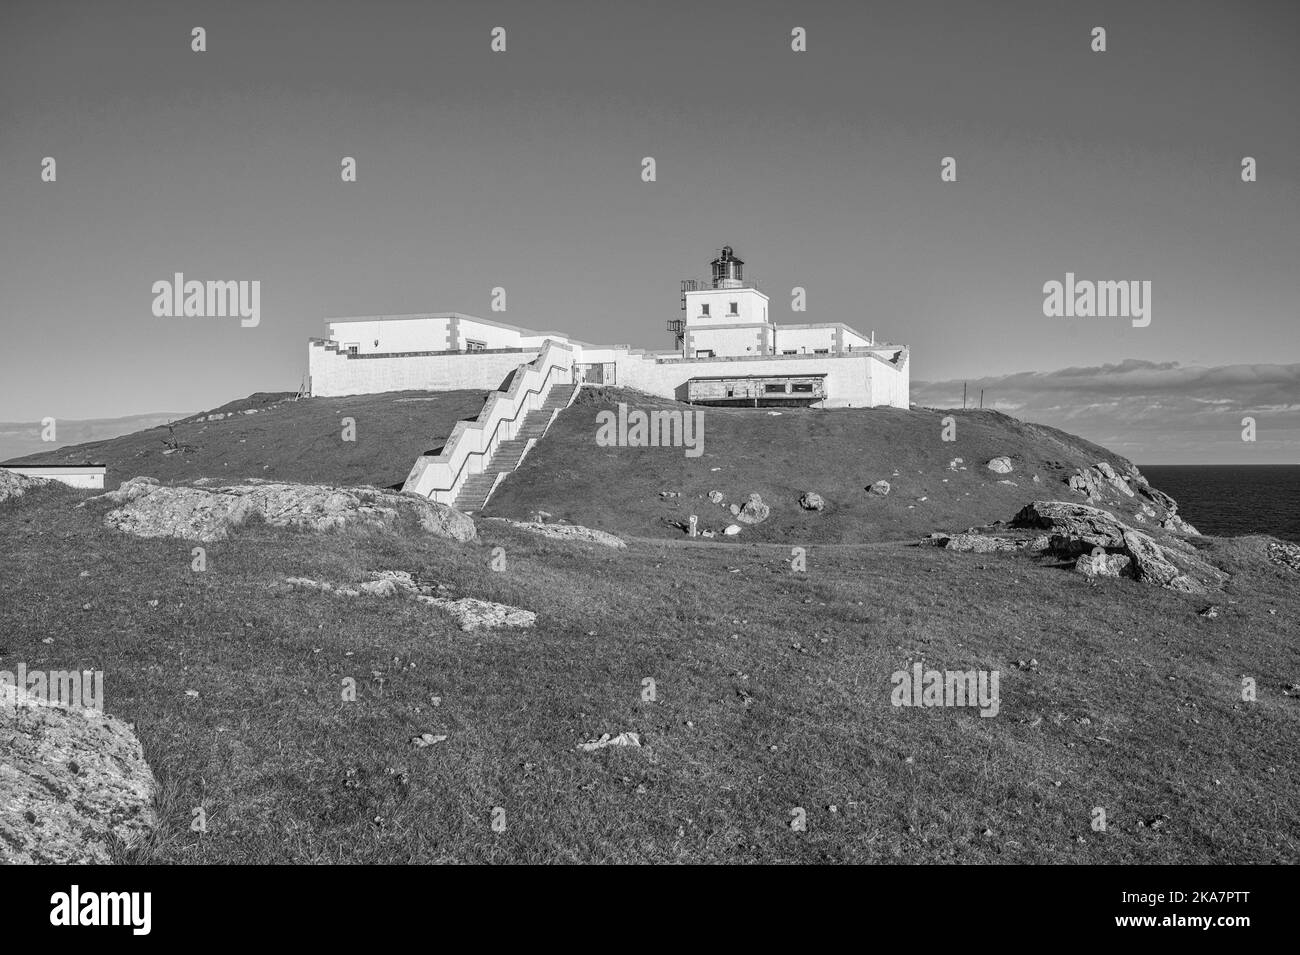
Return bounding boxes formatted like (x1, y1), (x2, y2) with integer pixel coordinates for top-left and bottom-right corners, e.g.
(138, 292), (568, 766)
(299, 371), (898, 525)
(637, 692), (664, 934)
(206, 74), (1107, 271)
(1141, 464), (1300, 544)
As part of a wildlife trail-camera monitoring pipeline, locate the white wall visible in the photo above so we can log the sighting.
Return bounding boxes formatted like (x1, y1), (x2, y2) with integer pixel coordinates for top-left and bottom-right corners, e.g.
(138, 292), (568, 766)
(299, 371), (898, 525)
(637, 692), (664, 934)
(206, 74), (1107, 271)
(773, 325), (837, 354)
(310, 343), (535, 396)
(327, 316), (452, 354)
(2, 466), (105, 489)
(684, 288), (769, 327)
(684, 324), (771, 358)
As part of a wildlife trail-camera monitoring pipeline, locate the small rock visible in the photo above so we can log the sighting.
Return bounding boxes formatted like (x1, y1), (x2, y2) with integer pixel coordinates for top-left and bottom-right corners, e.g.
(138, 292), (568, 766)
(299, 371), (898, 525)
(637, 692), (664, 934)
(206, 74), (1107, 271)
(868, 480), (891, 497)
(799, 491), (825, 511)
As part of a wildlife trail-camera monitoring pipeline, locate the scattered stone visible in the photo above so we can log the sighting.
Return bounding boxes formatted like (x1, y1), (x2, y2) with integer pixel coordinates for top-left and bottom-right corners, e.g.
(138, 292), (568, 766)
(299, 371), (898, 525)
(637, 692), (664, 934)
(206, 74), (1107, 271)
(659, 490), (679, 500)
(577, 732), (642, 752)
(985, 456), (1014, 474)
(0, 684), (157, 864)
(723, 524), (741, 536)
(799, 491), (825, 511)
(947, 457), (964, 471)
(411, 733), (448, 748)
(868, 480), (891, 497)
(736, 493), (770, 525)
(1197, 605), (1220, 618)
(91, 478), (476, 543)
(708, 490), (725, 505)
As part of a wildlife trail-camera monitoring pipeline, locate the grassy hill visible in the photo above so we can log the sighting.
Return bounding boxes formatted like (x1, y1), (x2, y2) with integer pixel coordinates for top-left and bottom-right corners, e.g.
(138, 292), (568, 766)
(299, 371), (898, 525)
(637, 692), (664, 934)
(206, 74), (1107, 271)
(487, 387), (1141, 542)
(2, 387), (1297, 864)
(3, 390), (485, 491)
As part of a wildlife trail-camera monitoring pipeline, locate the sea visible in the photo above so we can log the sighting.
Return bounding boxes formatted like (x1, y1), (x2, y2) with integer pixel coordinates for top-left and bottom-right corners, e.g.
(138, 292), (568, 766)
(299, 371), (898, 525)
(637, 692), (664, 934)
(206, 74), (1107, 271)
(1140, 465), (1300, 544)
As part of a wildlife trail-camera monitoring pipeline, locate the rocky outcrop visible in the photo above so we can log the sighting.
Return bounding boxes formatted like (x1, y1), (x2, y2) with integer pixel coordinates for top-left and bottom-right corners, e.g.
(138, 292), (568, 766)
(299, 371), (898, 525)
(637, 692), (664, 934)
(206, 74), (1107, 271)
(0, 685), (157, 864)
(985, 456), (1014, 474)
(935, 533), (1045, 553)
(1011, 500), (1225, 593)
(285, 570), (534, 630)
(799, 491), (825, 511)
(505, 521), (626, 549)
(1267, 541), (1300, 573)
(0, 468), (51, 505)
(416, 596), (536, 631)
(92, 478), (476, 543)
(1067, 463), (1199, 536)
(1012, 501), (1130, 551)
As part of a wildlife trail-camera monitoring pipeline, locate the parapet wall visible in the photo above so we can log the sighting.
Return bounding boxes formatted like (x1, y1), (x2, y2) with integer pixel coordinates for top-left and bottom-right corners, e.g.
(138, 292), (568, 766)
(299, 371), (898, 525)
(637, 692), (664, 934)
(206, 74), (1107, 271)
(309, 341), (537, 396)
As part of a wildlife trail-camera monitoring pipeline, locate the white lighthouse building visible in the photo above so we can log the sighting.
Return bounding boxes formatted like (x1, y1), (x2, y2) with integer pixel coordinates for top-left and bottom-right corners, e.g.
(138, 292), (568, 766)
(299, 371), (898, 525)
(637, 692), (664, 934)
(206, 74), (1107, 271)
(308, 245), (908, 409)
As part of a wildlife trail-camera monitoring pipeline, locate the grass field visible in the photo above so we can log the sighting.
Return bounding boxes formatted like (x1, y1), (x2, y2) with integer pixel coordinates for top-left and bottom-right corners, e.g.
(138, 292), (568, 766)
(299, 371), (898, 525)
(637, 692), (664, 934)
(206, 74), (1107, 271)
(1, 389), (1296, 863)
(3, 390), (485, 491)
(486, 388), (1142, 543)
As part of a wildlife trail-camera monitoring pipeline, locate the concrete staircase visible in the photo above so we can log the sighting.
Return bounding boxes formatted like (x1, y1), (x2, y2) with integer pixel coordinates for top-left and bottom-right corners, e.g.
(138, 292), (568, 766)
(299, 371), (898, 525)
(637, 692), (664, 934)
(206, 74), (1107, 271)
(453, 381), (577, 513)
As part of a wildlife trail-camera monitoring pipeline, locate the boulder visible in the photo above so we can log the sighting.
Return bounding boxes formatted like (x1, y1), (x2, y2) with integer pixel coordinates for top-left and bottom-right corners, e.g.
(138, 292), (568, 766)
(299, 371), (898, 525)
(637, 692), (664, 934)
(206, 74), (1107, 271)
(723, 524), (741, 535)
(799, 491), (825, 511)
(736, 493), (770, 525)
(868, 480), (891, 497)
(0, 685), (157, 864)
(986, 456), (1014, 474)
(1121, 530), (1202, 593)
(0, 469), (52, 505)
(708, 490), (725, 505)
(92, 479), (476, 543)
(1074, 552), (1133, 578)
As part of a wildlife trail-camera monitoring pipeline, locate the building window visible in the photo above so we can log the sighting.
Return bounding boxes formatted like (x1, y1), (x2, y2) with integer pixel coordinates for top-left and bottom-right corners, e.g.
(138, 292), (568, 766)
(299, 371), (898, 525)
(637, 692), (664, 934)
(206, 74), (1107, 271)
(701, 304), (710, 316)
(729, 302), (739, 315)
(782, 349), (797, 355)
(346, 343), (359, 356)
(791, 383), (814, 393)
(465, 339), (487, 352)
(765, 383), (788, 394)
(695, 349), (715, 359)
(813, 348), (830, 354)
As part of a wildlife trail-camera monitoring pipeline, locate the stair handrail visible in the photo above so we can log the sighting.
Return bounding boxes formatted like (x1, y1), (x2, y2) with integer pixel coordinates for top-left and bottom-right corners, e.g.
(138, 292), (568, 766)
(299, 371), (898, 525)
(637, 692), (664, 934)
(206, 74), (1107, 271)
(403, 339), (575, 504)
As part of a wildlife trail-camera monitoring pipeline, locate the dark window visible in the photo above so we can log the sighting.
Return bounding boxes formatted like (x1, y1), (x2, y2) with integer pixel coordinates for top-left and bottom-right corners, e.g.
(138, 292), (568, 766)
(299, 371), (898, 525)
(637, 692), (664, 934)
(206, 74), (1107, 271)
(729, 302), (739, 315)
(465, 339), (487, 352)
(346, 343), (359, 356)
(791, 383), (814, 393)
(813, 348), (830, 354)
(701, 304), (710, 316)
(764, 383), (788, 394)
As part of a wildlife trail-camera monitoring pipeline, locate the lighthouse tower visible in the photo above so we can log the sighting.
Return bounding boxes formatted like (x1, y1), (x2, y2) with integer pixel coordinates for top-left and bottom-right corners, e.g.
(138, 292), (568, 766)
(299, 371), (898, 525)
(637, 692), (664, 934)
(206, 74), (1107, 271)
(711, 245), (745, 288)
(676, 244), (772, 358)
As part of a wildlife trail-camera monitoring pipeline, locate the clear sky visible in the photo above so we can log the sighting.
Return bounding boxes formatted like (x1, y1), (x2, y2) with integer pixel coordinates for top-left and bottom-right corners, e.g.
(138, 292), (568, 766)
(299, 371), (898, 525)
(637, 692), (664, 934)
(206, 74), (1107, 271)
(1, 0), (1296, 461)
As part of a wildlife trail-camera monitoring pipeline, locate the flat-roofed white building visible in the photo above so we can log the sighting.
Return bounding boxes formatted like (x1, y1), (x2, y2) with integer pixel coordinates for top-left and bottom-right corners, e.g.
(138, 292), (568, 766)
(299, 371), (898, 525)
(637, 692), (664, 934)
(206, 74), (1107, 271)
(307, 245), (908, 409)
(2, 465), (106, 489)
